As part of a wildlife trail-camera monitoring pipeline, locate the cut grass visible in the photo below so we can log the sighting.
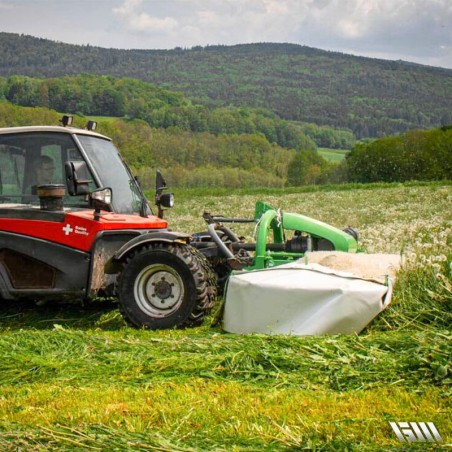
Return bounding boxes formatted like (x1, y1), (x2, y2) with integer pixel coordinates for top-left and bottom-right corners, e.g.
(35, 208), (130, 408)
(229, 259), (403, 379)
(0, 182), (450, 449)
(0, 385), (448, 450)
(0, 324), (449, 390)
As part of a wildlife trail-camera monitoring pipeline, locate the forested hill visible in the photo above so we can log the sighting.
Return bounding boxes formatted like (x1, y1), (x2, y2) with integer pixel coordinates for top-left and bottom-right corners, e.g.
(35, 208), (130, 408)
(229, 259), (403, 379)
(1, 32), (452, 138)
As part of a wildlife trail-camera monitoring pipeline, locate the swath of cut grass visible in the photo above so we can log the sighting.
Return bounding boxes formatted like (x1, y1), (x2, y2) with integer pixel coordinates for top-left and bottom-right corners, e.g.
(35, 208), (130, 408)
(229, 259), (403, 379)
(0, 385), (448, 450)
(0, 328), (449, 390)
(0, 182), (450, 449)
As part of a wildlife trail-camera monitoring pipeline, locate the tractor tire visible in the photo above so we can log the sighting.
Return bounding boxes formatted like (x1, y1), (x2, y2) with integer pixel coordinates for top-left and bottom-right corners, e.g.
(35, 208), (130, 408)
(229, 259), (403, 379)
(117, 242), (217, 330)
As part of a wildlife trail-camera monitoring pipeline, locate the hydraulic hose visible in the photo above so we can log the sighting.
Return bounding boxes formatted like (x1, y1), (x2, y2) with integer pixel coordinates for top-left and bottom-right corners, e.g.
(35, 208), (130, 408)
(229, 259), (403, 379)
(218, 225), (240, 243)
(207, 223), (235, 259)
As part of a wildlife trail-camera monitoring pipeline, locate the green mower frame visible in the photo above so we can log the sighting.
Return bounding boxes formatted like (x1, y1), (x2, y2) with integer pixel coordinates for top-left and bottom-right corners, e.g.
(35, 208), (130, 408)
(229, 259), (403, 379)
(250, 201), (358, 270)
(192, 200), (358, 283)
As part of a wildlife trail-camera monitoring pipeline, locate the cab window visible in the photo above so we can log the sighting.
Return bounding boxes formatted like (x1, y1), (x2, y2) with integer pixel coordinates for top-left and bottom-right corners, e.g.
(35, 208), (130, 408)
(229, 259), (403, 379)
(0, 132), (96, 206)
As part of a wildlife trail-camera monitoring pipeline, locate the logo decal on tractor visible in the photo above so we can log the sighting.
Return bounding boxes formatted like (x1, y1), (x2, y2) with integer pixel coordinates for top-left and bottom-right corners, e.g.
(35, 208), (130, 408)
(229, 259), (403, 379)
(62, 224), (89, 237)
(62, 224), (74, 235)
(75, 226), (89, 236)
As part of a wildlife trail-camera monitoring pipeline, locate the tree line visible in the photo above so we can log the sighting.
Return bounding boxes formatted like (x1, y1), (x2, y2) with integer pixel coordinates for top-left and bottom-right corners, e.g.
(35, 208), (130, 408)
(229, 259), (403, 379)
(0, 101), (450, 189)
(0, 75), (355, 151)
(346, 127), (452, 183)
(1, 33), (451, 139)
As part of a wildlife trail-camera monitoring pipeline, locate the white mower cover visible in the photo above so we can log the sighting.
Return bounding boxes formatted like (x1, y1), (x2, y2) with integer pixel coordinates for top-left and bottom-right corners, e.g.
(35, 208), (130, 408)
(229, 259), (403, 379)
(223, 252), (401, 335)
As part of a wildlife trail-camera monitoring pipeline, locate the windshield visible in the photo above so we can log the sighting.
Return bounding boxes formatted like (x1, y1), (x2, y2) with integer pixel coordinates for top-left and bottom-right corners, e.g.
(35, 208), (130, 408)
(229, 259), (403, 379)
(76, 135), (149, 215)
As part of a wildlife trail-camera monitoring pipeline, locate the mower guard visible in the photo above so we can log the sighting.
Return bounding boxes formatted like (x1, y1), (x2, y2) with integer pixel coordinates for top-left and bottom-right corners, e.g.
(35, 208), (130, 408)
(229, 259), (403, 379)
(223, 252), (402, 335)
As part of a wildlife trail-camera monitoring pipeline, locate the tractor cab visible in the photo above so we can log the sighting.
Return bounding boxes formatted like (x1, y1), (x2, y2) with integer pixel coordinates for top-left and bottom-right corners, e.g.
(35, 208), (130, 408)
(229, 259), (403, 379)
(0, 120), (150, 216)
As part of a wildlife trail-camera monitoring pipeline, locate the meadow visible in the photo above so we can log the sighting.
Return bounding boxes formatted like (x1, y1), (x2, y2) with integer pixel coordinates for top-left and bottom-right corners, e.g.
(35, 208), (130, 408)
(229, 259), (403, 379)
(317, 148), (349, 162)
(0, 182), (450, 450)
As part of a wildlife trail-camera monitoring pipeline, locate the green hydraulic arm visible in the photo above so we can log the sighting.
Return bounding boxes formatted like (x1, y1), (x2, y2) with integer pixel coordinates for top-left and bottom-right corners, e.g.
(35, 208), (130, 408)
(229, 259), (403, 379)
(250, 201), (358, 270)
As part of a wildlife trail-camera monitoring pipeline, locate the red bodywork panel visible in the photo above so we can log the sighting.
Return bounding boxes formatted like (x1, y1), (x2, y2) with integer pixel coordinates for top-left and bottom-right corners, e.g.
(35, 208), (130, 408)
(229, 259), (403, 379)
(0, 210), (168, 252)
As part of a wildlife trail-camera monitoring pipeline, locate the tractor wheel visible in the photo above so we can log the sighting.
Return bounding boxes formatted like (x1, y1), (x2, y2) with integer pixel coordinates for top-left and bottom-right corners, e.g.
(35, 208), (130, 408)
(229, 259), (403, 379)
(117, 242), (217, 329)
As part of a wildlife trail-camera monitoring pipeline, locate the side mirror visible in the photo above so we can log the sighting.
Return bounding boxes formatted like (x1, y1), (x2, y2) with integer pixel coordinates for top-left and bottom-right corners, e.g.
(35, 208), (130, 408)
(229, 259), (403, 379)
(155, 170), (167, 192)
(65, 161), (92, 196)
(155, 170), (174, 219)
(90, 187), (112, 220)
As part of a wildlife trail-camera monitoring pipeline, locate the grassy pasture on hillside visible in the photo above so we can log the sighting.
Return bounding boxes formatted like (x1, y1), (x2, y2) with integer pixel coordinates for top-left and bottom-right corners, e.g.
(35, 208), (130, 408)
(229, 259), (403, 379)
(0, 183), (450, 450)
(317, 148), (349, 162)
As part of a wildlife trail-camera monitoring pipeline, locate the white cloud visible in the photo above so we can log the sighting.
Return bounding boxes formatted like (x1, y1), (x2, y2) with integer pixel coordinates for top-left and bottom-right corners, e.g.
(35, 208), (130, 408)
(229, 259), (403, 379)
(134, 14), (178, 32)
(113, 0), (178, 34)
(109, 0), (452, 66)
(0, 1), (13, 9)
(113, 0), (141, 17)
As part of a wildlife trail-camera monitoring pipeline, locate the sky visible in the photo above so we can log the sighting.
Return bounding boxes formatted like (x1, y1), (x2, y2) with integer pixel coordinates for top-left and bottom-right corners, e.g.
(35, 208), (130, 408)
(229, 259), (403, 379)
(0, 0), (451, 69)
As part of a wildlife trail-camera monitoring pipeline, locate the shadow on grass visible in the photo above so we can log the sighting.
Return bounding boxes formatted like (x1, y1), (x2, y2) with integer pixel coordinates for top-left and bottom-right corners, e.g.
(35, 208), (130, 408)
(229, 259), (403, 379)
(0, 298), (126, 331)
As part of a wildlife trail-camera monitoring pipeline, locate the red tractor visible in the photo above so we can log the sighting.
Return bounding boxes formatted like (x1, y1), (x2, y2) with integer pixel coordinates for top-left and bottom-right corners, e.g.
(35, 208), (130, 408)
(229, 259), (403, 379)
(0, 117), (216, 329)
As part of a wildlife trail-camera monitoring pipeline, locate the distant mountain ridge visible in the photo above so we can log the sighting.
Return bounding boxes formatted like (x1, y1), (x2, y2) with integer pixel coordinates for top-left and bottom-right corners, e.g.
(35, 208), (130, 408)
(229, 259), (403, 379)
(1, 32), (451, 138)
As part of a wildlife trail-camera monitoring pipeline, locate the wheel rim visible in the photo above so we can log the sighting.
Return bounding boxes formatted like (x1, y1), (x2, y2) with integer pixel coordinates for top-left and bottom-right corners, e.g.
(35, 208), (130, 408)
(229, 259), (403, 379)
(133, 264), (185, 318)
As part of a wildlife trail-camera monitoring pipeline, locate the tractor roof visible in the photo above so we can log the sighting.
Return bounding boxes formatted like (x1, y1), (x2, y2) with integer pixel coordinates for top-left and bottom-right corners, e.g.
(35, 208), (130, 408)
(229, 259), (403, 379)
(0, 125), (111, 140)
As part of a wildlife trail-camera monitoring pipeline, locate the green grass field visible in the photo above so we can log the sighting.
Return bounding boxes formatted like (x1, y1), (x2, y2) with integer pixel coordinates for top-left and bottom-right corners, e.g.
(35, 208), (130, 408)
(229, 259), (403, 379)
(0, 182), (450, 450)
(318, 148), (350, 162)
